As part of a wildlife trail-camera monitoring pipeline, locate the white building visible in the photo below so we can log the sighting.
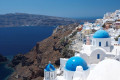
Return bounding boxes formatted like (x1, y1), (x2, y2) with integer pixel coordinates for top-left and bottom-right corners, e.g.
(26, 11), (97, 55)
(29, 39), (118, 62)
(44, 9), (120, 80)
(87, 59), (120, 80)
(44, 29), (120, 80)
(79, 30), (120, 64)
(83, 22), (93, 30)
(106, 28), (120, 38)
(44, 57), (120, 80)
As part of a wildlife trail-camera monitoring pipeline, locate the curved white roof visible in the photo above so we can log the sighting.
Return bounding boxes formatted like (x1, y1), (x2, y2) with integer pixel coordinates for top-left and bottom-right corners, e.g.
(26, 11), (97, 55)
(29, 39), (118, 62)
(87, 59), (120, 80)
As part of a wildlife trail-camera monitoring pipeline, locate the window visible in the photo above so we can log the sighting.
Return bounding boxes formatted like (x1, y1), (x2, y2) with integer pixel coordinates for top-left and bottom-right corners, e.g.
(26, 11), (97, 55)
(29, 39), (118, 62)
(106, 41), (108, 46)
(47, 72), (49, 79)
(51, 73), (53, 77)
(99, 42), (101, 46)
(97, 54), (100, 59)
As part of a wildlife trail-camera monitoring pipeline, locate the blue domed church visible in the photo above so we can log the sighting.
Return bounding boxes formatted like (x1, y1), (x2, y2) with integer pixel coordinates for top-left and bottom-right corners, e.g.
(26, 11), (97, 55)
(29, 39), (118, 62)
(64, 56), (88, 80)
(79, 30), (116, 64)
(44, 61), (56, 80)
(92, 30), (111, 50)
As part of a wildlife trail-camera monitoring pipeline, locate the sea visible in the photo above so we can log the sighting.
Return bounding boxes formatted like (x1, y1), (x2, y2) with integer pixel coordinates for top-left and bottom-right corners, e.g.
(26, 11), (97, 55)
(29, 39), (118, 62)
(0, 26), (56, 80)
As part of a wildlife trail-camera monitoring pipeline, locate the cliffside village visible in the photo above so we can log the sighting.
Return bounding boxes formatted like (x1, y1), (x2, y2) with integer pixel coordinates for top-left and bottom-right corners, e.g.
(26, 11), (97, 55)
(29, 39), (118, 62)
(44, 10), (120, 80)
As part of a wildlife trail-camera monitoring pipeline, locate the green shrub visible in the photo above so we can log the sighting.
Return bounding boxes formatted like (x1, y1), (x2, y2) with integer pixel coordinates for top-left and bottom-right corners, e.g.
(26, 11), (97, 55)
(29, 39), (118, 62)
(62, 45), (74, 58)
(70, 31), (78, 38)
(115, 35), (120, 41)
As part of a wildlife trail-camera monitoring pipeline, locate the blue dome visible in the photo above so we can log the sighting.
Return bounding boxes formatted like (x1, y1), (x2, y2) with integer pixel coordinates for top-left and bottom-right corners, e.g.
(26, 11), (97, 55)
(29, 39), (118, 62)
(45, 63), (56, 71)
(93, 30), (110, 38)
(65, 56), (88, 71)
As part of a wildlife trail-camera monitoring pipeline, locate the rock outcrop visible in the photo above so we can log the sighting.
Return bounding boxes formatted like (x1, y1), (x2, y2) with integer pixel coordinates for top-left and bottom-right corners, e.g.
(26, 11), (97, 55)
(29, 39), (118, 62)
(9, 54), (34, 67)
(8, 23), (79, 80)
(0, 54), (8, 63)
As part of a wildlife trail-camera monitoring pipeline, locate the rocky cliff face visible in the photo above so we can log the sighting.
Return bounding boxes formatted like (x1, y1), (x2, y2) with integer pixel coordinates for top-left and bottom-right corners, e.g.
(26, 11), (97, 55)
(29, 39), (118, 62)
(8, 23), (79, 80)
(0, 54), (8, 63)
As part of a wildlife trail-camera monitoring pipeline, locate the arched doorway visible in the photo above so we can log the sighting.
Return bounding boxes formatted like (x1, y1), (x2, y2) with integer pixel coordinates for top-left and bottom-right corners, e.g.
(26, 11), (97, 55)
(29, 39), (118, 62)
(90, 48), (106, 64)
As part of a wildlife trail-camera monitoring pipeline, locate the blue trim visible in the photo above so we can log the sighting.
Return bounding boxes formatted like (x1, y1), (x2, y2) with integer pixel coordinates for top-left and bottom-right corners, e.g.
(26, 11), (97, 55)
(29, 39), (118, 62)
(44, 69), (56, 72)
(45, 63), (56, 71)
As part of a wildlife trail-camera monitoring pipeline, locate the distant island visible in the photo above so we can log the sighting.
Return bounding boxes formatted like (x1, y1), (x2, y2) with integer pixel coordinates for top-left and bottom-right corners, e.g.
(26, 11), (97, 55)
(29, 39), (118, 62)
(0, 13), (95, 27)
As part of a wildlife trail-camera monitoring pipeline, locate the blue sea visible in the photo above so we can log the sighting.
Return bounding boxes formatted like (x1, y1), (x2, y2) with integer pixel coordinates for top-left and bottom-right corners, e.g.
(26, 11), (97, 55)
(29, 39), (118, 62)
(0, 26), (56, 80)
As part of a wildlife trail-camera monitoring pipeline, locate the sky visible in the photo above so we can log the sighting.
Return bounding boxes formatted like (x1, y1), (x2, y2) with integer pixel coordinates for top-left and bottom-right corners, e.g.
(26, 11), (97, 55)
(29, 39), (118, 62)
(0, 0), (120, 18)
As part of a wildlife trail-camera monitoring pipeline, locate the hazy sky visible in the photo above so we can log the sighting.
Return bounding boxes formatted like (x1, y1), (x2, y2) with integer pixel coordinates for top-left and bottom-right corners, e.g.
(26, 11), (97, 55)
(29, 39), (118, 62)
(0, 0), (120, 17)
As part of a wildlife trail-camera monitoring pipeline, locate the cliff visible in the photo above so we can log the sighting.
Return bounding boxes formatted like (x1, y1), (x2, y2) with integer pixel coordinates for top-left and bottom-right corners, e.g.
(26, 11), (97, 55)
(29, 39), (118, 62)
(8, 23), (79, 80)
(0, 54), (8, 63)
